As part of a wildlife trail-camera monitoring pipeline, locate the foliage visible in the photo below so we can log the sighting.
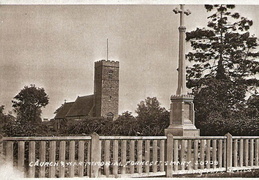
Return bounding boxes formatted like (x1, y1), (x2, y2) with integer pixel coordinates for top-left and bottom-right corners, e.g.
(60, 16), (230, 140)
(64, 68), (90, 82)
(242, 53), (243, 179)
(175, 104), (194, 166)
(59, 114), (139, 136)
(136, 97), (169, 135)
(104, 111), (140, 136)
(245, 94), (259, 118)
(1, 85), (50, 136)
(57, 97), (169, 136)
(187, 5), (259, 85)
(0, 105), (14, 123)
(0, 105), (15, 135)
(136, 97), (168, 120)
(199, 111), (259, 136)
(116, 111), (135, 121)
(12, 84), (49, 123)
(2, 120), (51, 137)
(186, 5), (259, 131)
(62, 117), (111, 135)
(193, 78), (246, 127)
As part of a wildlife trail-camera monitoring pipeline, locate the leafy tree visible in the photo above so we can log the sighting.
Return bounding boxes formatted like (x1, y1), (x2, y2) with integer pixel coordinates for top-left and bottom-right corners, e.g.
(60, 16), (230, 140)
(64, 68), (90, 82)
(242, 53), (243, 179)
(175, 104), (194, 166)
(63, 117), (111, 135)
(116, 111), (135, 121)
(1, 104), (52, 137)
(57, 98), (169, 136)
(0, 105), (15, 135)
(12, 85), (49, 123)
(245, 94), (259, 118)
(186, 5), (259, 130)
(136, 97), (168, 120)
(2, 120), (51, 137)
(0, 105), (8, 124)
(108, 111), (140, 136)
(0, 104), (52, 137)
(199, 111), (258, 136)
(136, 97), (169, 135)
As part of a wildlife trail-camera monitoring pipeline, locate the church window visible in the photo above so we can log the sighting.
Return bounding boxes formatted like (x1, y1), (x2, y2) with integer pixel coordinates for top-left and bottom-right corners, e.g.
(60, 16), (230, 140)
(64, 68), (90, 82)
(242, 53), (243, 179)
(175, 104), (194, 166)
(107, 112), (114, 120)
(108, 70), (113, 79)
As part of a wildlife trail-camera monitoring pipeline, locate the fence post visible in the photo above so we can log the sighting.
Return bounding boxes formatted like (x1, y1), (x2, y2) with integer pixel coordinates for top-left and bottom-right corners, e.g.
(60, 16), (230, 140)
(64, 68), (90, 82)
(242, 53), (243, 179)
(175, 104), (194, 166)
(0, 134), (3, 158)
(166, 133), (173, 177)
(90, 132), (101, 178)
(0, 134), (4, 163)
(225, 133), (232, 172)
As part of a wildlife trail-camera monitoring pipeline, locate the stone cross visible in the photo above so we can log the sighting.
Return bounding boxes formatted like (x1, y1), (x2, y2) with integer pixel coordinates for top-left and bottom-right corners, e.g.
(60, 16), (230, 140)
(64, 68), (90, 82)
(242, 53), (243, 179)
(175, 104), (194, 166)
(165, 5), (199, 137)
(173, 5), (191, 95)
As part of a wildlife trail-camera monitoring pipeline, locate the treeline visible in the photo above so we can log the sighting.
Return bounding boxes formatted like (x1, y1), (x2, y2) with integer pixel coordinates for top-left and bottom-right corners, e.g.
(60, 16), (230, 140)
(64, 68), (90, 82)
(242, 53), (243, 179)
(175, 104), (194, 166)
(1, 96), (258, 137)
(1, 97), (169, 137)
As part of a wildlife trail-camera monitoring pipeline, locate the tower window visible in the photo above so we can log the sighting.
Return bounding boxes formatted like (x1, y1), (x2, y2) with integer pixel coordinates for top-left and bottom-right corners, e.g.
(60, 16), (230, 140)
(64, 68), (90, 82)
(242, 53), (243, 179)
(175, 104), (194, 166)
(107, 112), (114, 120)
(108, 70), (113, 79)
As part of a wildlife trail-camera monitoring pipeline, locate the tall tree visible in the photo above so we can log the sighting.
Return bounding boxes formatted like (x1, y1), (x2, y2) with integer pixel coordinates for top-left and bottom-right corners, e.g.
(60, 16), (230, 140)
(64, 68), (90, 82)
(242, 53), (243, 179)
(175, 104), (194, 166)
(186, 5), (259, 126)
(136, 97), (169, 135)
(12, 85), (49, 123)
(246, 94), (259, 118)
(0, 105), (15, 134)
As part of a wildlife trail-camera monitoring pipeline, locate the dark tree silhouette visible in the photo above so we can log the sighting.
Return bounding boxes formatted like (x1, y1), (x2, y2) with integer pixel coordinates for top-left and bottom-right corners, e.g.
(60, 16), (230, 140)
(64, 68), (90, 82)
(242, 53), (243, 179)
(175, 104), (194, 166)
(12, 84), (49, 123)
(186, 5), (259, 130)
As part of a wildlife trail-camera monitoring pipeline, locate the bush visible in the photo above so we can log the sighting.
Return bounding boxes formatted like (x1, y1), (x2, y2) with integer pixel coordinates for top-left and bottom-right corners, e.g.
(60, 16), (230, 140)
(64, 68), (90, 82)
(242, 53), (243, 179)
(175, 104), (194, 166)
(60, 117), (112, 135)
(198, 111), (259, 136)
(56, 109), (170, 136)
(2, 121), (51, 137)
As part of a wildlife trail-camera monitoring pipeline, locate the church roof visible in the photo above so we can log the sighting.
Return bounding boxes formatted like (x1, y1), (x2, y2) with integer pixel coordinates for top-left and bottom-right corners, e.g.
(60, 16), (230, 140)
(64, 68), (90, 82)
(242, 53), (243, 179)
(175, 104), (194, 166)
(66, 95), (94, 117)
(54, 102), (74, 119)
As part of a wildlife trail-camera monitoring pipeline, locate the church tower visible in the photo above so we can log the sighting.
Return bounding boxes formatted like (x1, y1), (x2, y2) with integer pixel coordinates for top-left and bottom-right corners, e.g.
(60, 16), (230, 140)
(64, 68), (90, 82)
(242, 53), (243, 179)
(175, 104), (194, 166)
(94, 60), (119, 120)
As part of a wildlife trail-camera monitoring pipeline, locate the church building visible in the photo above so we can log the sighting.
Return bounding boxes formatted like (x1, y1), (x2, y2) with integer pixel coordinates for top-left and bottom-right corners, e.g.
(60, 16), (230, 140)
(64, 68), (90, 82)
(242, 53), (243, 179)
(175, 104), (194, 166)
(54, 60), (119, 121)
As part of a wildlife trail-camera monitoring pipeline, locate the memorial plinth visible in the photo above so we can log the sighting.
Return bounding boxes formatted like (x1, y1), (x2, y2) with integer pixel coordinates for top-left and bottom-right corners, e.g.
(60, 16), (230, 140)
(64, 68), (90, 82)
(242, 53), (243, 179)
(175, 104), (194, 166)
(165, 95), (200, 136)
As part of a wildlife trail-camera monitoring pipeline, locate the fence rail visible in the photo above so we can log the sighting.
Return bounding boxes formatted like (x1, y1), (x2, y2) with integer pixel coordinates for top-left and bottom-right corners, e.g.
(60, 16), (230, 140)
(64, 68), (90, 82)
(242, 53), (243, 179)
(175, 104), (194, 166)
(0, 133), (258, 178)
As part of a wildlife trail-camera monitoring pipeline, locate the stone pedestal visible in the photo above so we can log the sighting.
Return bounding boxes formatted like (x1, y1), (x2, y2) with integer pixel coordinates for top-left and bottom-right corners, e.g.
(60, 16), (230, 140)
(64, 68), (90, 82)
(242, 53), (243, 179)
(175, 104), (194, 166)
(165, 94), (200, 136)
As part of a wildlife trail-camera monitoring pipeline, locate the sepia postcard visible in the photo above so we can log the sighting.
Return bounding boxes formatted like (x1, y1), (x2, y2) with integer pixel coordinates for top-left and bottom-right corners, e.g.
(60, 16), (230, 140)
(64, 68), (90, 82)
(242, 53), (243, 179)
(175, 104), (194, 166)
(0, 0), (258, 179)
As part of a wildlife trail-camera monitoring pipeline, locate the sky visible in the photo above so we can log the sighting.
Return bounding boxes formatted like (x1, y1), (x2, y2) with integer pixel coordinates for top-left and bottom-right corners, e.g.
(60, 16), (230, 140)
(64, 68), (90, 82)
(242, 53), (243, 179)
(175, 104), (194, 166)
(1, 3), (259, 119)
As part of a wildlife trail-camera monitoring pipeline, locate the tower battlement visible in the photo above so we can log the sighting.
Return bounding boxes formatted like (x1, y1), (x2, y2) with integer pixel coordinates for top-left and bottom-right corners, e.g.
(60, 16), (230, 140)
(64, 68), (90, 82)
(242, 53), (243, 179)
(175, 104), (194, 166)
(95, 60), (119, 68)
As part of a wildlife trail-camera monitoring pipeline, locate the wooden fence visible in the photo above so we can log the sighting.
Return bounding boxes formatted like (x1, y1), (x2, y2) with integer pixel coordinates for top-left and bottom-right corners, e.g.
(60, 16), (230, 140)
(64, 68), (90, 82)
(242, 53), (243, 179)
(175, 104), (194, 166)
(0, 133), (258, 178)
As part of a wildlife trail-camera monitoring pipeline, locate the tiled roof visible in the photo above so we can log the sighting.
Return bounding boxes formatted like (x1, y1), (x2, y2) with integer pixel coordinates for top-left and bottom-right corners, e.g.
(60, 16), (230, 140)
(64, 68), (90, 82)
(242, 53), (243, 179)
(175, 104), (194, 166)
(66, 95), (94, 117)
(54, 102), (74, 119)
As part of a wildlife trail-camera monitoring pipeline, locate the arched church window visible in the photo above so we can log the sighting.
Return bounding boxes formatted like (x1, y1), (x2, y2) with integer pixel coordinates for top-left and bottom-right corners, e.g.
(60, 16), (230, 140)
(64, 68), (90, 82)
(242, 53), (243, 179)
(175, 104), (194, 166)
(107, 112), (114, 120)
